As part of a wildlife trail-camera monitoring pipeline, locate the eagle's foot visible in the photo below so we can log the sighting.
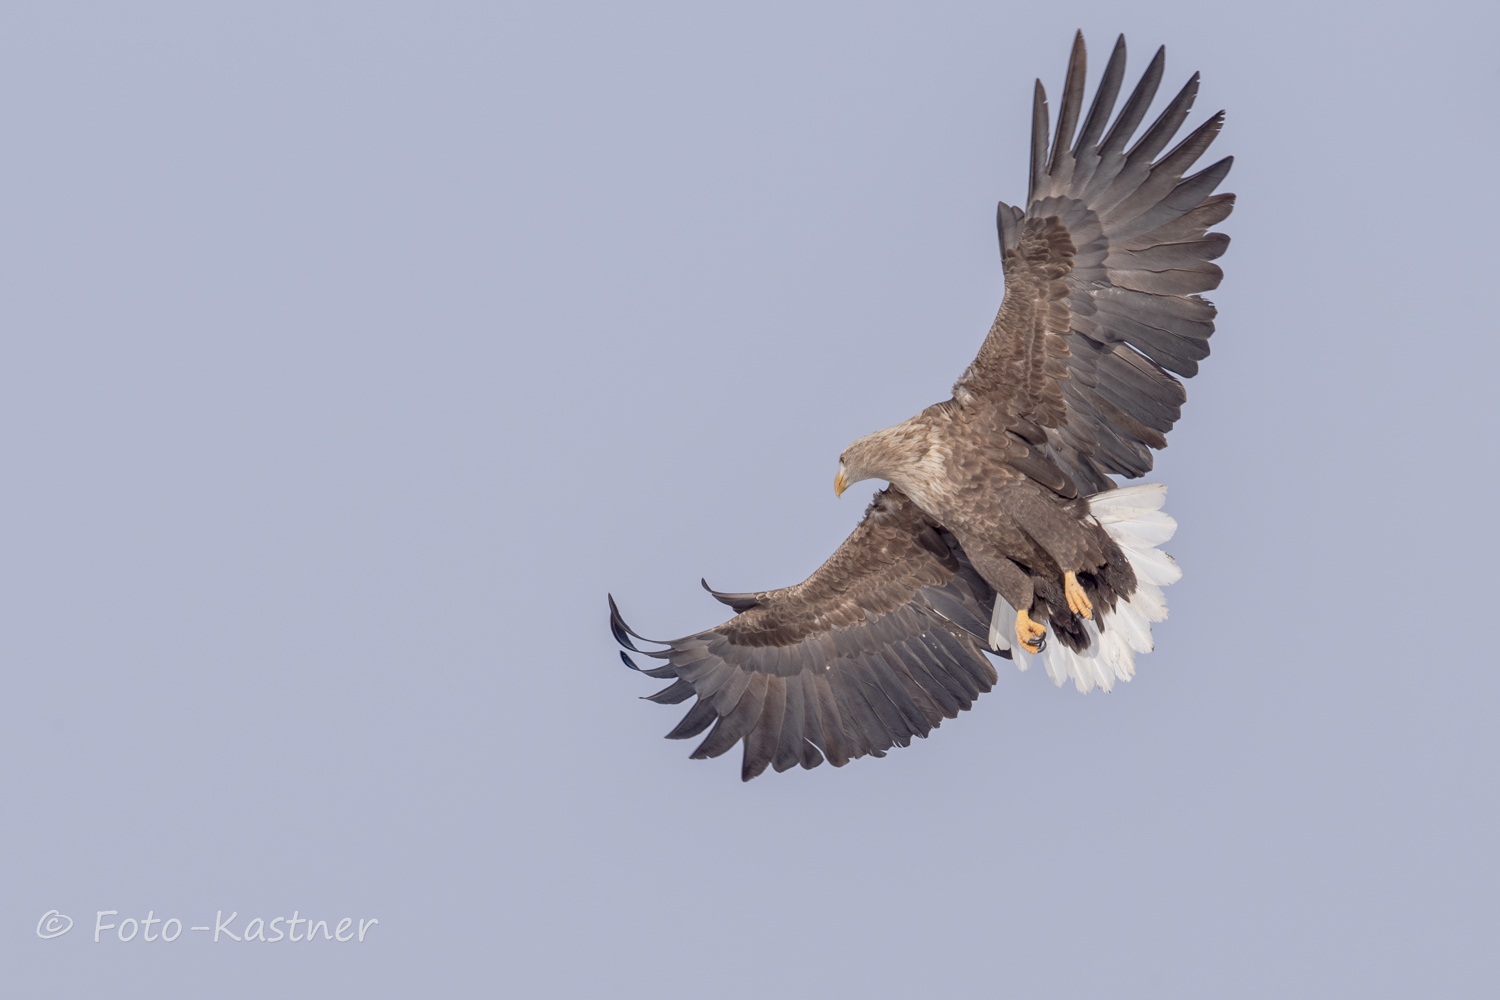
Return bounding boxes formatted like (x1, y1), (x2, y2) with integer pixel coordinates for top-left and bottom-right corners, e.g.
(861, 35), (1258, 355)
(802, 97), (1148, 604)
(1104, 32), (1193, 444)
(1015, 609), (1046, 654)
(1064, 571), (1093, 620)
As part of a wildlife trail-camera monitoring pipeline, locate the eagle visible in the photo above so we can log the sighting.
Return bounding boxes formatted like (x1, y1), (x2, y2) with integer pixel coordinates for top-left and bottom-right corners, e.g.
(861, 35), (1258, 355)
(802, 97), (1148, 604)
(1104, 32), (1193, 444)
(610, 32), (1233, 780)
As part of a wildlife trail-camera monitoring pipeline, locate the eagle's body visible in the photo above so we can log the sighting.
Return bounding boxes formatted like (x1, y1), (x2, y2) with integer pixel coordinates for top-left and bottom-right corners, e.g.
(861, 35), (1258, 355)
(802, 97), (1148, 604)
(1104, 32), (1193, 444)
(611, 33), (1231, 780)
(844, 399), (1129, 633)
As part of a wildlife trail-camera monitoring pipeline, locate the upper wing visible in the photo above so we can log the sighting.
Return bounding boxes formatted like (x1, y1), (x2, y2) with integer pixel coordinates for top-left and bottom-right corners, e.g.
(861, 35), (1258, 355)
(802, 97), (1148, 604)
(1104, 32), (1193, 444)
(954, 32), (1234, 494)
(609, 489), (1000, 781)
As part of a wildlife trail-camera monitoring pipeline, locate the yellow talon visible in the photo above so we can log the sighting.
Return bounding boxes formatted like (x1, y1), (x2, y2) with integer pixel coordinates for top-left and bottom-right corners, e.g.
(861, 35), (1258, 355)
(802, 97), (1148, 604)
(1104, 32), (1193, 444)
(1064, 571), (1093, 620)
(1015, 609), (1046, 654)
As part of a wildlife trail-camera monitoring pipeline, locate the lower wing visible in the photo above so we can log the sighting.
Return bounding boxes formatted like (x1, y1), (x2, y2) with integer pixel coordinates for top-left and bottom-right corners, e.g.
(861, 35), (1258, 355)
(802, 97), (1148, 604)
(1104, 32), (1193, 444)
(610, 488), (1001, 781)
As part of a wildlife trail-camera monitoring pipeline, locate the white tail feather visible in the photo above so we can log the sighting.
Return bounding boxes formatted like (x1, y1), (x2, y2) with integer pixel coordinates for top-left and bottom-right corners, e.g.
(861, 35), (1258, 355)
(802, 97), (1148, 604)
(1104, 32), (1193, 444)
(1088, 484), (1167, 521)
(1103, 510), (1177, 547)
(986, 483), (1179, 694)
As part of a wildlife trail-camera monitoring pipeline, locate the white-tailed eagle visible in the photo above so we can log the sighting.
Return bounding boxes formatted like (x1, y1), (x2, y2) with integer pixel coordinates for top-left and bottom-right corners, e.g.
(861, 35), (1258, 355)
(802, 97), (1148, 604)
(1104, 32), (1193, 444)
(611, 32), (1232, 780)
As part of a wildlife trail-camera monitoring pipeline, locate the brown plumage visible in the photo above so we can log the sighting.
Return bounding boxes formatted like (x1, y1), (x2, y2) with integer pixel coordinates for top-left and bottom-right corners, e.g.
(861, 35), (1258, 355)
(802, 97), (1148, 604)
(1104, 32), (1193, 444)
(611, 31), (1233, 780)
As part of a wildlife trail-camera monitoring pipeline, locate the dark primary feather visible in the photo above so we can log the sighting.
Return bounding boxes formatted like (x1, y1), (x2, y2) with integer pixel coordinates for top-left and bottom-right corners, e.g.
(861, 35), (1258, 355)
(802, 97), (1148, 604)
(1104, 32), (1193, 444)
(1046, 31), (1088, 178)
(1073, 35), (1126, 156)
(963, 32), (1233, 493)
(611, 489), (1002, 781)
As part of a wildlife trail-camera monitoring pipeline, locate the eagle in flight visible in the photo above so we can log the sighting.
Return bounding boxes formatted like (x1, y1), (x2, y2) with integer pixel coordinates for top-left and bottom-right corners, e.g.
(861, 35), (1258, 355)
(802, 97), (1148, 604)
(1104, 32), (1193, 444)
(610, 32), (1233, 780)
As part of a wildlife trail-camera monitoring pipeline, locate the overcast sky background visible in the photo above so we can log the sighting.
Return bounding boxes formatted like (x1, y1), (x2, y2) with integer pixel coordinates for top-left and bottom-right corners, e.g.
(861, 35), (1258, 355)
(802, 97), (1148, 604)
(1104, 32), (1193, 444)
(2, 2), (1497, 997)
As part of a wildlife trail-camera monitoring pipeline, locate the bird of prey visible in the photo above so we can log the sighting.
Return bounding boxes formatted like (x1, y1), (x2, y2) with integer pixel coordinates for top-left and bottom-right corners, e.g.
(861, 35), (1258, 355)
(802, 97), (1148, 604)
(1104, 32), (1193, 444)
(610, 32), (1233, 780)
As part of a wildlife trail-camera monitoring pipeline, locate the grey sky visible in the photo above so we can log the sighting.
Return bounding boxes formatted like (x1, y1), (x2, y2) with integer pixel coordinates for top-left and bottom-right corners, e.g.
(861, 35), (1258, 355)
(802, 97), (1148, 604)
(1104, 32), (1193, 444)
(3, 2), (1497, 997)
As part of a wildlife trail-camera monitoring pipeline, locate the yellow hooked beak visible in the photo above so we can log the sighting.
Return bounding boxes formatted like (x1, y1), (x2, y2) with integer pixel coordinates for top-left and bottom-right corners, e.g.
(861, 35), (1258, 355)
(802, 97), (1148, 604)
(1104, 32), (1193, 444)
(834, 467), (849, 497)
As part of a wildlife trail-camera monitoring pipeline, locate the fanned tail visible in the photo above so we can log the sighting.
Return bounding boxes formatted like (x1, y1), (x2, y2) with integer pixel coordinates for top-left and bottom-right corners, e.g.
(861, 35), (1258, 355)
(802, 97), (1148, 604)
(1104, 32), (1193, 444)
(989, 483), (1179, 693)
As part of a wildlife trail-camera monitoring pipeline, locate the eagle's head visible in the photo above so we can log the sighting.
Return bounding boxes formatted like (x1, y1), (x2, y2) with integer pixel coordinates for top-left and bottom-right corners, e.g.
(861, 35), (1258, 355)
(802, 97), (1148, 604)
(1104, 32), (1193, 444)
(835, 424), (925, 497)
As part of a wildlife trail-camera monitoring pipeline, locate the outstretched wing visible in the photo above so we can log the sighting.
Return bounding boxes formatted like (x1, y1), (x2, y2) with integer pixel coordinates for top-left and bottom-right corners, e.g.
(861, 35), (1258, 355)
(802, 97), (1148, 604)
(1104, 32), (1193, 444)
(610, 489), (1000, 781)
(954, 32), (1234, 494)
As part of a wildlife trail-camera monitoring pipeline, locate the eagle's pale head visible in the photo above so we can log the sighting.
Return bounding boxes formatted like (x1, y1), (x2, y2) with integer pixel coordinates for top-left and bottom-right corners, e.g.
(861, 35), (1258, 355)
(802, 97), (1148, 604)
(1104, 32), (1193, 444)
(835, 424), (927, 497)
